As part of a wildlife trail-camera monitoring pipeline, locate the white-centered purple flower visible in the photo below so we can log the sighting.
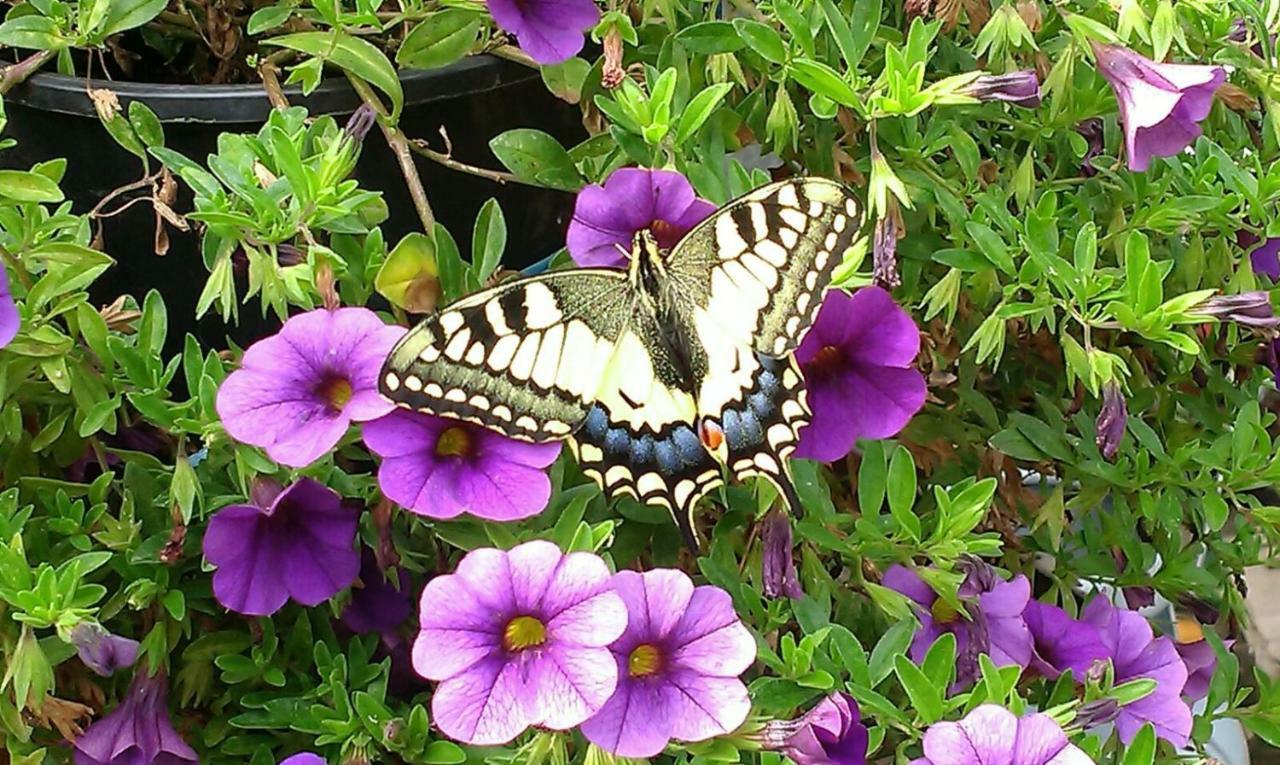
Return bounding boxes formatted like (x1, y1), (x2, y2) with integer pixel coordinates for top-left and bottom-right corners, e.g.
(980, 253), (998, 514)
(1090, 43), (1225, 172)
(73, 672), (198, 765)
(362, 410), (561, 521)
(884, 562), (1033, 689)
(215, 307), (405, 468)
(203, 477), (361, 616)
(580, 569), (756, 757)
(1080, 598), (1192, 747)
(487, 0), (600, 65)
(794, 287), (927, 462)
(70, 623), (139, 677)
(566, 167), (716, 269)
(412, 541), (627, 745)
(910, 705), (1094, 765)
(760, 692), (868, 765)
(0, 265), (18, 348)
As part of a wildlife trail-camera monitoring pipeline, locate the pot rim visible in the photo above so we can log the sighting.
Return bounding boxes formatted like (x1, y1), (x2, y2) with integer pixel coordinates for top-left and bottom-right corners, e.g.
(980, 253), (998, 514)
(6, 54), (534, 123)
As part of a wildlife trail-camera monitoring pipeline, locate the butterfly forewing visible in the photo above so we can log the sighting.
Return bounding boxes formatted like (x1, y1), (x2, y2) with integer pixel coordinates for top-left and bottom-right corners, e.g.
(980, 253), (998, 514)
(379, 270), (632, 442)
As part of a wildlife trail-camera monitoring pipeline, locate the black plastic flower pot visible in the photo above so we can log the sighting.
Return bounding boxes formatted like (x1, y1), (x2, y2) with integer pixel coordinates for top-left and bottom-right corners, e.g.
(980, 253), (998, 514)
(1, 56), (583, 355)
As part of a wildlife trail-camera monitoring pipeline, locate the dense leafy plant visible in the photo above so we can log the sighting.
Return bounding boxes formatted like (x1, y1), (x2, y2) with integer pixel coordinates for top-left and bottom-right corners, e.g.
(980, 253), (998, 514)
(2, 0), (1280, 764)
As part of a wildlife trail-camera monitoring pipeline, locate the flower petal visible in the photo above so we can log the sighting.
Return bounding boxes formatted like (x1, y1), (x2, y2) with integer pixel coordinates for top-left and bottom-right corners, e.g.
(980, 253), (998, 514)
(668, 586), (757, 675)
(663, 670), (752, 743)
(431, 655), (531, 745)
(526, 644), (620, 729)
(580, 673), (674, 758)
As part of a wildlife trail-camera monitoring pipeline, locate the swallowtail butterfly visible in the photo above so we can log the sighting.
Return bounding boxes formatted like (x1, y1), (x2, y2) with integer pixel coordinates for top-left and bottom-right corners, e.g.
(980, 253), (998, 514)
(380, 178), (864, 546)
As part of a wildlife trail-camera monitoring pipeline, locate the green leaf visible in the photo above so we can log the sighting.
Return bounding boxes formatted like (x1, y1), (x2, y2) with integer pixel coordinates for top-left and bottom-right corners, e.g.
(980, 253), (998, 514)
(0, 170), (64, 203)
(921, 632), (956, 691)
(675, 83), (733, 145)
(471, 198), (507, 284)
(848, 0), (882, 68)
(99, 0), (166, 37)
(965, 222), (1014, 275)
(266, 31), (404, 121)
(127, 101), (164, 149)
(857, 439), (887, 515)
(432, 224), (466, 303)
(247, 5), (293, 35)
(867, 618), (915, 686)
(376, 232), (439, 313)
(817, 0), (859, 68)
(674, 21), (745, 54)
(397, 10), (481, 70)
(488, 129), (582, 191)
(1120, 724), (1156, 765)
(894, 654), (944, 723)
(732, 18), (788, 64)
(789, 58), (859, 107)
(0, 16), (67, 50)
(887, 445), (920, 540)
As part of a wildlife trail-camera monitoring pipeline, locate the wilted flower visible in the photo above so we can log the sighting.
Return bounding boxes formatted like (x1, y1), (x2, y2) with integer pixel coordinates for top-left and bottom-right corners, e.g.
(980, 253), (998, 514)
(794, 288), (927, 462)
(1074, 698), (1120, 729)
(762, 508), (804, 599)
(1090, 43), (1225, 172)
(566, 168), (716, 268)
(1023, 600), (1109, 680)
(0, 265), (18, 348)
(1096, 382), (1127, 461)
(884, 562), (1033, 688)
(487, 0), (600, 65)
(362, 410), (560, 521)
(1123, 585), (1155, 610)
(1190, 291), (1280, 330)
(216, 307), (405, 467)
(70, 624), (139, 677)
(759, 692), (868, 765)
(344, 104), (377, 143)
(913, 705), (1094, 765)
(872, 215), (901, 290)
(580, 569), (756, 757)
(1076, 118), (1105, 177)
(1228, 18), (1249, 44)
(1080, 598), (1192, 747)
(341, 549), (413, 635)
(73, 673), (197, 765)
(413, 541), (626, 745)
(203, 477), (361, 616)
(960, 70), (1042, 107)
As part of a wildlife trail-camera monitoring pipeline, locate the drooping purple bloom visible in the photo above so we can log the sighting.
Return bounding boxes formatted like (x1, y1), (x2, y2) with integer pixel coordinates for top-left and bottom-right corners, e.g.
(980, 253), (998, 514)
(281, 756), (325, 765)
(412, 541), (627, 745)
(580, 569), (756, 757)
(1175, 638), (1226, 702)
(70, 624), (139, 677)
(1096, 382), (1127, 461)
(216, 307), (405, 467)
(759, 692), (868, 765)
(872, 216), (901, 290)
(911, 705), (1094, 765)
(961, 70), (1042, 107)
(362, 410), (561, 521)
(343, 104), (377, 143)
(73, 672), (198, 765)
(1190, 291), (1280, 329)
(341, 549), (413, 635)
(762, 508), (804, 599)
(793, 287), (927, 462)
(1123, 585), (1155, 610)
(0, 265), (18, 348)
(1080, 598), (1192, 747)
(1077, 118), (1104, 177)
(486, 0), (600, 65)
(1090, 43), (1225, 172)
(1023, 600), (1109, 680)
(203, 477), (361, 616)
(566, 167), (716, 268)
(883, 562), (1033, 689)
(1249, 237), (1280, 281)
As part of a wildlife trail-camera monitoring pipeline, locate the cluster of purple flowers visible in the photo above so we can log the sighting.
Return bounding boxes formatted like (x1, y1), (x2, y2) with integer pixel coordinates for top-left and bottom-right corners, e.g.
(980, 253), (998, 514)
(886, 561), (1222, 748)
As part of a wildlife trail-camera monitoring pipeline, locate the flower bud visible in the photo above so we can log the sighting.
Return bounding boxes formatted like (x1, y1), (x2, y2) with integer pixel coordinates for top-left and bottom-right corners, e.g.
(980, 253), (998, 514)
(1095, 382), (1127, 461)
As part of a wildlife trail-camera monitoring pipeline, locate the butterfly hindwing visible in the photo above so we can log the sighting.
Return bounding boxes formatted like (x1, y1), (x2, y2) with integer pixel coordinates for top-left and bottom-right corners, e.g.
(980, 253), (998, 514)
(379, 270), (632, 442)
(720, 353), (810, 511)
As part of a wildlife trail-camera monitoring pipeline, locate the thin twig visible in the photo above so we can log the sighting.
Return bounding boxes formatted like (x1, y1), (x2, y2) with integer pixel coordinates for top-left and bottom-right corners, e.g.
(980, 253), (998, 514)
(487, 44), (539, 69)
(0, 49), (55, 95)
(89, 175), (158, 218)
(407, 138), (532, 187)
(346, 74), (436, 233)
(257, 61), (290, 110)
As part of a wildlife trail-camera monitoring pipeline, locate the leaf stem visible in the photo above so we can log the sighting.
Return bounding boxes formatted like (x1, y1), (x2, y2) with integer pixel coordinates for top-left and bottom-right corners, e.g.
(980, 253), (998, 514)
(346, 74), (437, 232)
(0, 49), (55, 95)
(407, 137), (532, 187)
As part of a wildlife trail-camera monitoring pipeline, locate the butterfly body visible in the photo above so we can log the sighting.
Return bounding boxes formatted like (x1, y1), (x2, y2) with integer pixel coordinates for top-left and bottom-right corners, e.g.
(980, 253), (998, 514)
(380, 178), (863, 545)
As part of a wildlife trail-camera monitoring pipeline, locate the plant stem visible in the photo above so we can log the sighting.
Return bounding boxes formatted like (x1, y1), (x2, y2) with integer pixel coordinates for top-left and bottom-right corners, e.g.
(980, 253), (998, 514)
(488, 44), (539, 69)
(0, 49), (55, 95)
(407, 138), (531, 187)
(346, 74), (436, 233)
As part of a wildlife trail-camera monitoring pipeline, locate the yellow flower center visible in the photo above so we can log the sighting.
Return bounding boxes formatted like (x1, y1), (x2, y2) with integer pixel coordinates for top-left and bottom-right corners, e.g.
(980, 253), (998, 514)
(931, 598), (961, 624)
(435, 426), (472, 458)
(319, 377), (353, 411)
(503, 616), (547, 652)
(628, 644), (663, 677)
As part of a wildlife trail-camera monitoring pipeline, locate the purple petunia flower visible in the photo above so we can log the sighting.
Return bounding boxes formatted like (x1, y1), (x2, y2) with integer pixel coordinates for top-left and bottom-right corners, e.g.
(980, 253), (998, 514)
(566, 168), (716, 269)
(487, 0), (600, 65)
(216, 307), (405, 468)
(960, 70), (1042, 108)
(793, 287), (927, 462)
(73, 672), (198, 765)
(1096, 382), (1127, 461)
(0, 265), (18, 348)
(362, 410), (561, 521)
(762, 508), (804, 599)
(580, 569), (755, 757)
(1175, 638), (1226, 702)
(911, 705), (1094, 765)
(884, 562), (1033, 689)
(412, 541), (627, 745)
(1023, 600), (1109, 680)
(341, 549), (413, 635)
(1249, 237), (1280, 281)
(203, 477), (361, 616)
(1090, 43), (1225, 172)
(70, 624), (139, 677)
(1080, 598), (1192, 747)
(281, 755), (325, 765)
(760, 692), (868, 765)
